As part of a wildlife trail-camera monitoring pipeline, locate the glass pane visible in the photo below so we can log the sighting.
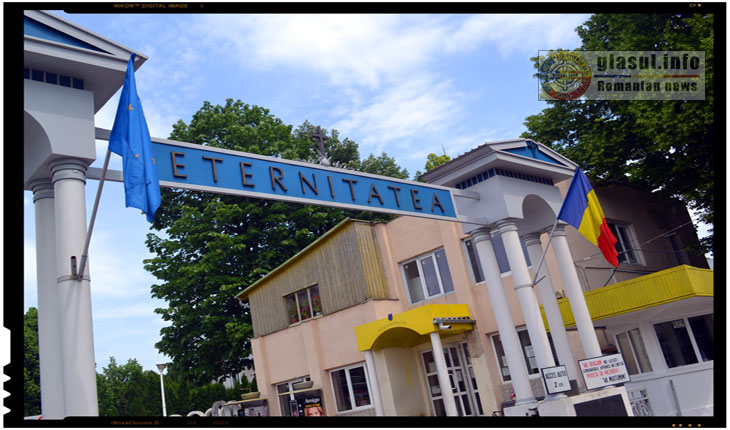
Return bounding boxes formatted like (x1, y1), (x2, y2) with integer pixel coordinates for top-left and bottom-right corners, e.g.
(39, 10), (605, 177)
(423, 351), (436, 374)
(491, 233), (511, 273)
(450, 347), (460, 367)
(688, 314), (714, 361)
(433, 399), (446, 417)
(448, 371), (456, 392)
(403, 261), (425, 303)
(309, 285), (322, 317)
(435, 249), (454, 293)
(443, 349), (452, 368)
(465, 240), (485, 283)
(286, 294), (299, 324)
(462, 343), (472, 365)
(297, 289), (311, 320)
(474, 392), (484, 415)
(348, 367), (371, 407)
(461, 394), (472, 415)
(492, 335), (511, 381)
(469, 367), (477, 390)
(654, 319), (698, 368)
(617, 332), (640, 375)
(628, 328), (653, 372)
(331, 369), (352, 412)
(276, 383), (290, 394)
(455, 369), (466, 392)
(616, 226), (638, 263)
(454, 396), (463, 416)
(518, 330), (538, 374)
(420, 256), (441, 297)
(427, 375), (442, 396)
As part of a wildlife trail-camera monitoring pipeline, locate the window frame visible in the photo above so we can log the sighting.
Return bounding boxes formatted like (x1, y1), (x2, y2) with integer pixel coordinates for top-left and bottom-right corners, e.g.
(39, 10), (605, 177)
(401, 248), (455, 304)
(653, 313), (714, 369)
(615, 328), (653, 376)
(275, 376), (311, 416)
(607, 221), (641, 265)
(462, 235), (532, 283)
(328, 363), (374, 413)
(490, 328), (558, 383)
(284, 284), (322, 325)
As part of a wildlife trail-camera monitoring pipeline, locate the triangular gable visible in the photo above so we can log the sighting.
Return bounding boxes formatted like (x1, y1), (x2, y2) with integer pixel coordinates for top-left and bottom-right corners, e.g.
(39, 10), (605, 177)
(24, 16), (109, 54)
(503, 140), (564, 166)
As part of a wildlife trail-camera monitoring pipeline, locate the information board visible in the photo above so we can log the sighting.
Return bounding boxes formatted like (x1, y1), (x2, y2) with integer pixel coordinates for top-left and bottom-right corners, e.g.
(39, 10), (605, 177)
(578, 353), (631, 390)
(540, 365), (571, 394)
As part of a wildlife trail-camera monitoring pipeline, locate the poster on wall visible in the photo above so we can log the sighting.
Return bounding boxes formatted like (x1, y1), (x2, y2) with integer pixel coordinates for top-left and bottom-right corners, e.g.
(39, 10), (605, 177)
(539, 365), (571, 394)
(578, 353), (631, 390)
(292, 389), (325, 417)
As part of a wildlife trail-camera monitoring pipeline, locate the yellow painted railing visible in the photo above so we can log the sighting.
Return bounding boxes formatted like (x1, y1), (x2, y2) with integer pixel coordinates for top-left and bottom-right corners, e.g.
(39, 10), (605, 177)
(542, 265), (713, 329)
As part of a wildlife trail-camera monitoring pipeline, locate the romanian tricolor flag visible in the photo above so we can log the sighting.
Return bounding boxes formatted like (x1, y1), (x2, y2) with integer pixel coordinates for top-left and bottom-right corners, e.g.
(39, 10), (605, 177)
(557, 168), (619, 267)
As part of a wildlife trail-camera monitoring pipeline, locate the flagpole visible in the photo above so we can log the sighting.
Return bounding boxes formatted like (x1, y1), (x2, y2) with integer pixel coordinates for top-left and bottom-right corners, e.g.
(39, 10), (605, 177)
(76, 148), (112, 280)
(530, 217), (559, 287)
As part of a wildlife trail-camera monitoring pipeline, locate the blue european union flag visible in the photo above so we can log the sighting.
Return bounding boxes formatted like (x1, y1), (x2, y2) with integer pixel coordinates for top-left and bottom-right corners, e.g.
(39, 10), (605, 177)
(109, 54), (161, 223)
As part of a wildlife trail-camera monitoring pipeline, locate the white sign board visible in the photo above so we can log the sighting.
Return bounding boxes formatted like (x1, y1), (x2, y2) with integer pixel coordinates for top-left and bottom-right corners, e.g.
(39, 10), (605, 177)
(578, 353), (631, 390)
(540, 365), (571, 394)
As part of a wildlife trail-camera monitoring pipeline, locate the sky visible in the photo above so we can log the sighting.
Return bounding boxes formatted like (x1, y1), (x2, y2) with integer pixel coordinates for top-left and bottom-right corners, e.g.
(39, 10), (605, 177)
(21, 9), (712, 375)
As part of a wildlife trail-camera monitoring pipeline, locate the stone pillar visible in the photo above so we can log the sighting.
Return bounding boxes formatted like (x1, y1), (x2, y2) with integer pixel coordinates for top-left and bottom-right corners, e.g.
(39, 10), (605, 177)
(50, 158), (99, 416)
(429, 332), (458, 416)
(521, 232), (583, 390)
(30, 179), (66, 419)
(551, 224), (602, 359)
(364, 350), (384, 416)
(495, 219), (560, 398)
(471, 228), (535, 405)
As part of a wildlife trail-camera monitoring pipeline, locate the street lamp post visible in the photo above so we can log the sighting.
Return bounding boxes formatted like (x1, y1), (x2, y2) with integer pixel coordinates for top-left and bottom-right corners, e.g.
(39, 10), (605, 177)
(156, 363), (168, 417)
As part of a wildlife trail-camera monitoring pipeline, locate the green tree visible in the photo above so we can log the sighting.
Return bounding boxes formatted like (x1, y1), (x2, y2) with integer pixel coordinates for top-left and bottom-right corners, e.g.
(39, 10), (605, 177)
(424, 153), (451, 172)
(23, 308), (41, 417)
(522, 13), (714, 250)
(97, 357), (163, 416)
(145, 99), (408, 385)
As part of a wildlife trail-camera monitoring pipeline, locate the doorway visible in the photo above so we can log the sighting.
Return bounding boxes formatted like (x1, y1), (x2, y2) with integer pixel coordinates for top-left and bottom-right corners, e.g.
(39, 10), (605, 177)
(421, 342), (484, 416)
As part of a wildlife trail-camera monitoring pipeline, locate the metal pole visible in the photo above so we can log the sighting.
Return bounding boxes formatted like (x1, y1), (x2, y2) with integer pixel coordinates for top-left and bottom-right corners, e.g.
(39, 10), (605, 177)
(157, 363), (167, 417)
(530, 218), (559, 287)
(77, 149), (112, 279)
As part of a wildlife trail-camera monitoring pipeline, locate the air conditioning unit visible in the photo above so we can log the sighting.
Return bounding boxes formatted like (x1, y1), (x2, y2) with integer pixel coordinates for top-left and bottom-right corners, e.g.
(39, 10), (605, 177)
(555, 289), (566, 299)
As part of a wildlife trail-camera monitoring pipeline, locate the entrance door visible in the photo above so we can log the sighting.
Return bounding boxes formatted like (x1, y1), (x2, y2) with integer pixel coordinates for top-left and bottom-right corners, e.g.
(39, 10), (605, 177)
(422, 342), (484, 416)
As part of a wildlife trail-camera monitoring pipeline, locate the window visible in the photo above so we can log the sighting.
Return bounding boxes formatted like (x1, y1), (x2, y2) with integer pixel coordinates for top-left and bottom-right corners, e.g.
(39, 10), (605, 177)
(653, 314), (713, 368)
(421, 343), (484, 417)
(329, 364), (372, 413)
(276, 376), (311, 416)
(285, 284), (322, 325)
(616, 328), (652, 375)
(608, 222), (640, 264)
(402, 249), (454, 304)
(463, 235), (532, 283)
(491, 329), (558, 382)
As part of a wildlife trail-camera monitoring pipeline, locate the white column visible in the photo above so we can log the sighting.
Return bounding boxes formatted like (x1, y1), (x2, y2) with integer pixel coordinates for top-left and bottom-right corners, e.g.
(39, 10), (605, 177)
(552, 224), (602, 359)
(521, 232), (583, 390)
(471, 228), (535, 405)
(50, 159), (99, 416)
(429, 332), (458, 416)
(495, 219), (559, 397)
(30, 179), (66, 419)
(364, 350), (384, 416)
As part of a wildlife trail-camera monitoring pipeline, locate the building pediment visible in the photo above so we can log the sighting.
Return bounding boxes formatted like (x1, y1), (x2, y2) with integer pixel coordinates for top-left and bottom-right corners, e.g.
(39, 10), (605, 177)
(24, 10), (147, 112)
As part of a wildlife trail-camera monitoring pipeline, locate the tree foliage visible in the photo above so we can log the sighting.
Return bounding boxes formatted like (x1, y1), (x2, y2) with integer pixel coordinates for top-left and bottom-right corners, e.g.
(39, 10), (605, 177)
(521, 13), (714, 250)
(144, 99), (408, 385)
(24, 308), (41, 417)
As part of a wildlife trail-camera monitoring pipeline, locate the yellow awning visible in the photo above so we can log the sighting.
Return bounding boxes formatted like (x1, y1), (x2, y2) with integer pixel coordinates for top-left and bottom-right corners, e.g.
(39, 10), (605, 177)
(355, 304), (474, 351)
(542, 265), (713, 329)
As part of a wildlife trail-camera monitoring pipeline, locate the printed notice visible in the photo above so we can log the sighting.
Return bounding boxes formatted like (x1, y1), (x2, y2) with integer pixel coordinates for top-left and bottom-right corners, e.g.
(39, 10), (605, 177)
(540, 365), (572, 394)
(578, 353), (631, 390)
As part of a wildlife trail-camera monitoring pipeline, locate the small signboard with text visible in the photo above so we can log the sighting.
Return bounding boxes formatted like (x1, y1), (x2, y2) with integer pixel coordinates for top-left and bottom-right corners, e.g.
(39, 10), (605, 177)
(540, 365), (571, 394)
(578, 353), (631, 390)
